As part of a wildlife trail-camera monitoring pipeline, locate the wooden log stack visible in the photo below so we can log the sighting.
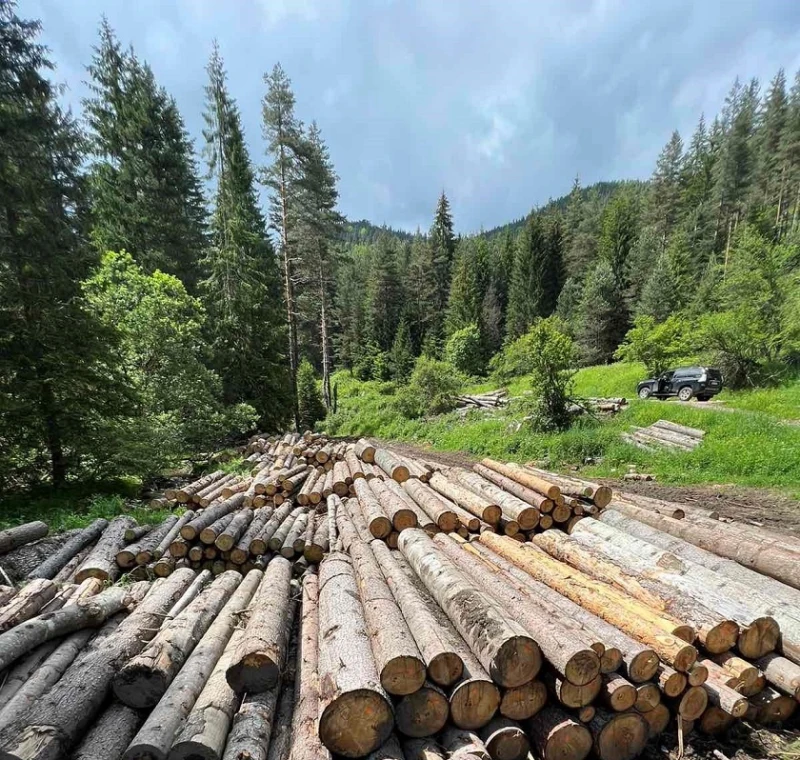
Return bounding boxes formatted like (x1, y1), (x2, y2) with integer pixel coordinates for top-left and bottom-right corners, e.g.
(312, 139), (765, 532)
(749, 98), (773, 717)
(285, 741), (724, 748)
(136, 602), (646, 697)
(0, 431), (797, 759)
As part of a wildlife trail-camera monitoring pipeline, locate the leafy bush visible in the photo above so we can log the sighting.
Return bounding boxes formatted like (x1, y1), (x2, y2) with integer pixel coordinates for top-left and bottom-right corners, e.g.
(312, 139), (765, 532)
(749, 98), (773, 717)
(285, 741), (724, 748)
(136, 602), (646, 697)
(395, 357), (464, 418)
(614, 315), (693, 376)
(354, 343), (392, 381)
(445, 324), (485, 376)
(297, 359), (326, 430)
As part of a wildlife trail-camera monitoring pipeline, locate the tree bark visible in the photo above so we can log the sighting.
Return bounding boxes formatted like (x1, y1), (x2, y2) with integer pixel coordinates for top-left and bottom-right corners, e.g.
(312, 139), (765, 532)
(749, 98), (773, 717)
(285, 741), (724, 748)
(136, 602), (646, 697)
(305, 513), (329, 563)
(0, 569), (195, 760)
(281, 512), (309, 558)
(123, 569), (263, 760)
(0, 578), (58, 631)
(354, 478), (391, 538)
(116, 516), (178, 569)
(72, 702), (142, 760)
(216, 509), (254, 553)
(374, 449), (410, 482)
(355, 438), (376, 463)
(429, 472), (501, 524)
(251, 504), (292, 556)
(402, 479), (459, 532)
(182, 494), (246, 541)
(524, 466), (612, 508)
(114, 570), (241, 708)
(368, 478), (417, 531)
(75, 516), (136, 583)
(440, 728), (490, 759)
(227, 557), (295, 694)
(174, 471), (225, 503)
(317, 552), (394, 758)
(26, 520), (106, 580)
(231, 508), (272, 564)
(480, 459), (560, 500)
(454, 470), (539, 530)
(600, 674), (636, 712)
(398, 528), (539, 688)
(472, 464), (554, 512)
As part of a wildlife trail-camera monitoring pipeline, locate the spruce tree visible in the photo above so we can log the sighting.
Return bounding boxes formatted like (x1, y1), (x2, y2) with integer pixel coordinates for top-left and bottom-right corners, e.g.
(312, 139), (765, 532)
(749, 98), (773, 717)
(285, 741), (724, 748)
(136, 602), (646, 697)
(750, 69), (787, 220)
(390, 319), (415, 382)
(403, 234), (436, 353)
(200, 43), (290, 430)
(598, 192), (639, 293)
(262, 63), (305, 428)
(427, 191), (456, 348)
(777, 71), (800, 237)
(646, 130), (684, 252)
(296, 359), (326, 431)
(0, 4), (129, 484)
(84, 19), (207, 288)
(679, 114), (718, 260)
(333, 247), (368, 369)
(541, 215), (566, 315)
(366, 236), (402, 351)
(576, 260), (628, 365)
(446, 240), (482, 335)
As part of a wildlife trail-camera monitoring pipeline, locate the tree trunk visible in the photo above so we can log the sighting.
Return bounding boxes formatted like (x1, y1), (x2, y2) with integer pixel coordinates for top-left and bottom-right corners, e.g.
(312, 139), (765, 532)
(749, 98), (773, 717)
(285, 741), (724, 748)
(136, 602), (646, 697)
(454, 470), (539, 530)
(174, 471), (225, 503)
(433, 533), (596, 686)
(353, 478), (391, 538)
(114, 570), (241, 708)
(370, 540), (463, 687)
(354, 438), (376, 463)
(305, 514), (329, 563)
(478, 533), (697, 672)
(524, 466), (612, 508)
(281, 512), (309, 558)
(0, 521), (49, 556)
(543, 669), (601, 708)
(40, 382), (67, 487)
(656, 664), (686, 698)
(251, 504), (292, 556)
(472, 464), (554, 512)
(526, 706), (592, 760)
(0, 578), (58, 632)
(231, 508), (273, 565)
(75, 516), (136, 583)
(200, 512), (237, 545)
(181, 494), (246, 541)
(398, 528), (539, 688)
(338, 522), (425, 695)
(480, 459), (560, 501)
(0, 569), (195, 760)
(429, 473), (501, 524)
(0, 583), (135, 671)
(402, 479), (459, 532)
(216, 509), (254, 553)
(227, 557), (295, 694)
(116, 516), (178, 569)
(393, 681), (449, 738)
(317, 552), (394, 757)
(369, 478), (417, 531)
(152, 510), (195, 561)
(374, 448), (411, 482)
(634, 682), (660, 713)
(264, 621), (298, 760)
(123, 569), (263, 760)
(72, 702), (142, 760)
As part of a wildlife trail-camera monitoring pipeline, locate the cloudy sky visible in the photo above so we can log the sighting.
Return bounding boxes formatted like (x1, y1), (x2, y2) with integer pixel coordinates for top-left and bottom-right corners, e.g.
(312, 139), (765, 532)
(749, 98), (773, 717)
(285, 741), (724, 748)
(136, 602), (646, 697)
(27, 0), (800, 233)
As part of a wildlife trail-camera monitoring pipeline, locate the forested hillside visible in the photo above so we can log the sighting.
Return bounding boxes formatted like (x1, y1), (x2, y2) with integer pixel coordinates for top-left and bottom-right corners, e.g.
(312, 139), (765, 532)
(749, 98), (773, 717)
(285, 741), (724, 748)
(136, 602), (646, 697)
(2, 1), (799, 491)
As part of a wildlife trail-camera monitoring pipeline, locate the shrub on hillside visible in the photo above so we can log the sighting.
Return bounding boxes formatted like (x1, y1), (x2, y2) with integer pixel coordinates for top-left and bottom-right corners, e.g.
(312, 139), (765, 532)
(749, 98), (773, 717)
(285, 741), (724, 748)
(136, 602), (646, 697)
(614, 315), (693, 376)
(354, 343), (392, 381)
(395, 357), (464, 418)
(445, 324), (485, 376)
(297, 359), (327, 430)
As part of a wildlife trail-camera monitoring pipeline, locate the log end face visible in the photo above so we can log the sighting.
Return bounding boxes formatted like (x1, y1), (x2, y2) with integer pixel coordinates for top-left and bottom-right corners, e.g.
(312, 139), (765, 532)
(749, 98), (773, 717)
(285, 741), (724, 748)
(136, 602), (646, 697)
(499, 680), (547, 721)
(427, 652), (464, 688)
(673, 644), (698, 674)
(449, 680), (501, 730)
(565, 650), (602, 688)
(493, 636), (541, 688)
(702, 620), (740, 655)
(381, 656), (427, 696)
(226, 655), (280, 695)
(628, 651), (660, 684)
(594, 713), (648, 760)
(544, 722), (592, 760)
(737, 617), (780, 659)
(112, 668), (169, 710)
(395, 686), (450, 738)
(318, 689), (394, 758)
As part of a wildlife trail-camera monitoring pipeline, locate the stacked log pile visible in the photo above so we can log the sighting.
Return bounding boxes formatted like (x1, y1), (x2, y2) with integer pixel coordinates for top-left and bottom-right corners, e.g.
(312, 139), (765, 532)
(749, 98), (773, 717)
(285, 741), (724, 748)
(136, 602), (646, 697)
(624, 420), (705, 451)
(456, 390), (508, 411)
(0, 434), (797, 759)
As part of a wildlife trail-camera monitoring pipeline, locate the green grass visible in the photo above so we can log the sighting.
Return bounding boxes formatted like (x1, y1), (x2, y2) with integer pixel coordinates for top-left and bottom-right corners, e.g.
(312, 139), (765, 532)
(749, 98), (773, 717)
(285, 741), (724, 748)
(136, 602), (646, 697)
(325, 364), (800, 497)
(718, 381), (800, 420)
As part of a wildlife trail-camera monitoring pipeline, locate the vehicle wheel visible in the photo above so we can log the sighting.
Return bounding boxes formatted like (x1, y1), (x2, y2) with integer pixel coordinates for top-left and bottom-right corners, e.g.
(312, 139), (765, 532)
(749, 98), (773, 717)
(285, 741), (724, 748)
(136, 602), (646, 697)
(677, 386), (694, 402)
(638, 387), (652, 400)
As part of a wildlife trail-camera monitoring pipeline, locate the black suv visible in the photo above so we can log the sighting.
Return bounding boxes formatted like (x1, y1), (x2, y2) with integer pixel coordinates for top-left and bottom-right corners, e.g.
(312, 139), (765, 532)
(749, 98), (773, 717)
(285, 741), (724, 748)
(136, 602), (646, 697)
(636, 366), (724, 401)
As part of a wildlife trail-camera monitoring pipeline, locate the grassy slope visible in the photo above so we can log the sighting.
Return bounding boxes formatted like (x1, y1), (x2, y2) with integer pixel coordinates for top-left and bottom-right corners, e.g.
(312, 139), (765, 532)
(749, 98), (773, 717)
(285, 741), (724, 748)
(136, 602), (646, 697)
(326, 363), (800, 497)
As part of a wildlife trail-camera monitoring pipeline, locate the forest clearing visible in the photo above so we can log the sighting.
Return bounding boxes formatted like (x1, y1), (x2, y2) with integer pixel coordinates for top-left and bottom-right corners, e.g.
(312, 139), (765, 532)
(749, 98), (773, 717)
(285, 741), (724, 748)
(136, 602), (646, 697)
(0, 432), (799, 760)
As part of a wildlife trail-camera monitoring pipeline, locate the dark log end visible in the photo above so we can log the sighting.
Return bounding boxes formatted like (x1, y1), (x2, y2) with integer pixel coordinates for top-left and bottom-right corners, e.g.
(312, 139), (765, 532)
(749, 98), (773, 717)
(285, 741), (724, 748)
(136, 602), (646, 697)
(319, 689), (394, 757)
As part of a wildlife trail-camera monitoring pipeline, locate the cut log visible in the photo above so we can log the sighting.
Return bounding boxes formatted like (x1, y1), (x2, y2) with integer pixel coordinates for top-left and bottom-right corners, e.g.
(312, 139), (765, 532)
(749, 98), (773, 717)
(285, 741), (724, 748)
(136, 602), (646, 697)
(0, 569), (195, 760)
(600, 674), (636, 712)
(500, 679), (547, 721)
(268, 508), (305, 553)
(698, 659), (748, 717)
(478, 533), (697, 672)
(524, 466), (612, 508)
(232, 508), (272, 564)
(355, 438), (376, 463)
(165, 568), (212, 619)
(473, 464), (554, 512)
(588, 709), (648, 760)
(337, 523), (425, 695)
(200, 511), (236, 545)
(526, 706), (592, 760)
(26, 519), (107, 580)
(251, 504), (292, 556)
(216, 509), (254, 552)
(153, 511), (195, 561)
(369, 478), (417, 531)
(672, 685), (709, 720)
(182, 494), (246, 541)
(317, 552), (394, 757)
(756, 653), (800, 699)
(0, 521), (48, 556)
(478, 717), (529, 760)
(433, 533), (597, 686)
(281, 512), (309, 558)
(72, 702), (142, 760)
(374, 448), (410, 482)
(641, 703), (670, 738)
(327, 495), (340, 551)
(114, 570), (242, 708)
(687, 663), (709, 687)
(0, 578), (58, 631)
(0, 627), (98, 728)
(75, 516), (136, 583)
(401, 739), (446, 760)
(440, 728), (490, 759)
(262, 622), (298, 760)
(403, 479), (460, 531)
(305, 513), (329, 563)
(398, 528), (540, 688)
(656, 664), (686, 698)
(468, 541), (659, 683)
(429, 472), (501, 524)
(748, 685), (798, 724)
(223, 688), (279, 760)
(339, 497), (373, 546)
(173, 470), (225, 502)
(286, 572), (329, 760)
(117, 516), (179, 569)
(123, 524), (152, 543)
(355, 478), (391, 538)
(544, 670), (602, 708)
(123, 569), (263, 760)
(634, 682), (660, 713)
(227, 557), (294, 694)
(370, 540), (463, 687)
(480, 459), (560, 501)
(454, 470), (540, 531)
(395, 681), (450, 738)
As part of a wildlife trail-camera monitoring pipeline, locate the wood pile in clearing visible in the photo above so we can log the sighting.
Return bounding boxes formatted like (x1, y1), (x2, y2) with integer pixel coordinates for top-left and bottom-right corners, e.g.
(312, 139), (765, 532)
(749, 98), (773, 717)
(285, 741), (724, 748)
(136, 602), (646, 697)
(568, 397), (629, 416)
(456, 390), (508, 411)
(623, 419), (705, 452)
(0, 436), (797, 759)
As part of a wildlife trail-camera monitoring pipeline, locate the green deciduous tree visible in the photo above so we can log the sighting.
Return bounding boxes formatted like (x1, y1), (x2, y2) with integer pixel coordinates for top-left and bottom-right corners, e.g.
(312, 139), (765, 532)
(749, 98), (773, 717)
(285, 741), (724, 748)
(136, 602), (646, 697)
(615, 315), (693, 376)
(201, 43), (289, 430)
(395, 357), (463, 418)
(445, 324), (485, 376)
